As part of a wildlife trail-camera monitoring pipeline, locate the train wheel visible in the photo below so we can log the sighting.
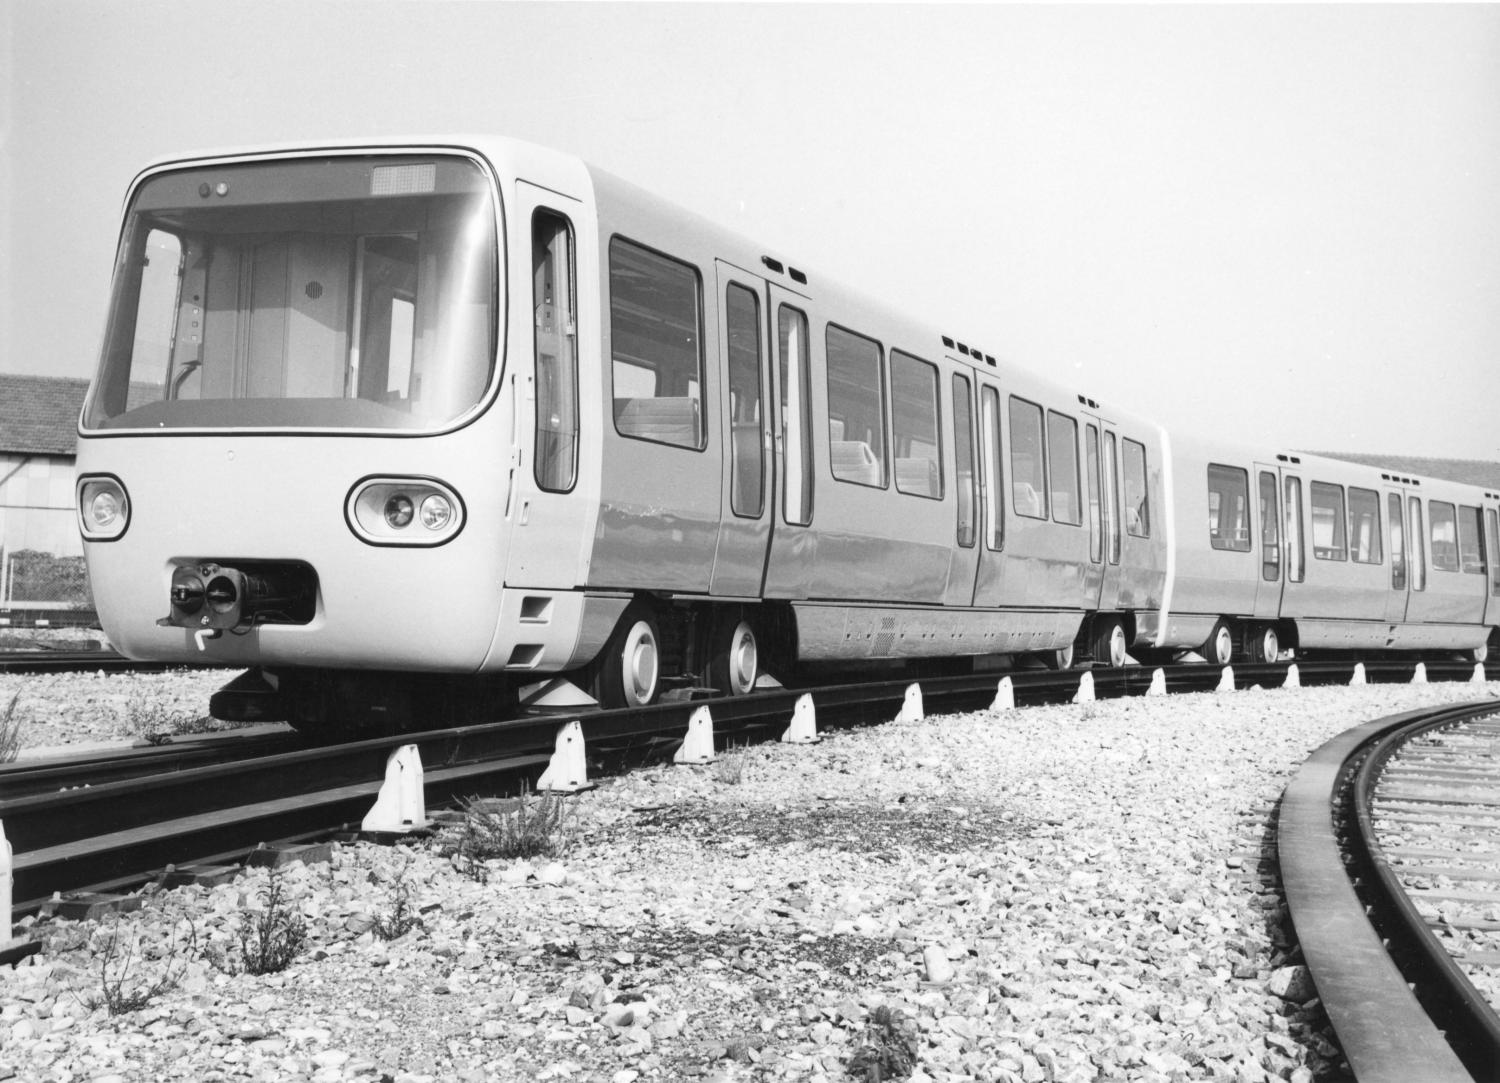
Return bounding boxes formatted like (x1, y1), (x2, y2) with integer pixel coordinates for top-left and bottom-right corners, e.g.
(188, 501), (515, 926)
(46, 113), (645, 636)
(1041, 643), (1075, 670)
(708, 616), (759, 696)
(1202, 621), (1234, 667)
(593, 607), (661, 709)
(1091, 618), (1128, 668)
(1250, 625), (1280, 664)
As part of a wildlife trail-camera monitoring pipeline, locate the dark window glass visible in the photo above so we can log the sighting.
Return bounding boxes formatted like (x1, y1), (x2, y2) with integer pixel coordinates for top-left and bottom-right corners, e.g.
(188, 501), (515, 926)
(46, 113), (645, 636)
(1047, 411), (1081, 526)
(609, 238), (704, 449)
(1410, 497), (1428, 589)
(1348, 487), (1382, 564)
(953, 374), (976, 547)
(1487, 509), (1500, 596)
(1085, 426), (1102, 563)
(725, 283), (763, 518)
(778, 306), (812, 525)
(1389, 493), (1406, 590)
(1123, 438), (1150, 537)
(1259, 472), (1280, 581)
(891, 351), (941, 499)
(1458, 505), (1485, 574)
(1310, 482), (1347, 561)
(1430, 501), (1459, 572)
(533, 211), (578, 493)
(826, 326), (886, 487)
(1009, 397), (1047, 519)
(1208, 465), (1252, 552)
(1285, 477), (1305, 582)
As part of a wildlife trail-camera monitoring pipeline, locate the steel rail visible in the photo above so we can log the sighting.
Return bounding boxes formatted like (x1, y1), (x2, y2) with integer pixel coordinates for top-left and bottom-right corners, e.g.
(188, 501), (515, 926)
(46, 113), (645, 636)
(8, 656), (1489, 918)
(1280, 700), (1500, 1083)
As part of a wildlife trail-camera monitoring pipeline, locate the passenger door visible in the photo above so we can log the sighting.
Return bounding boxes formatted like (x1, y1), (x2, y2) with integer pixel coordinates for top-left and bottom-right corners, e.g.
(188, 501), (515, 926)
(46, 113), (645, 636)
(1384, 488), (1411, 623)
(708, 262), (774, 597)
(504, 184), (594, 589)
(1252, 465), (1284, 619)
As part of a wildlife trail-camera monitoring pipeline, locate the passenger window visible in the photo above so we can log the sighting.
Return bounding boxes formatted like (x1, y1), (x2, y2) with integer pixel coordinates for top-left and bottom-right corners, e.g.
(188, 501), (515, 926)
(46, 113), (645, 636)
(1430, 501), (1459, 572)
(132, 229), (183, 393)
(778, 305), (812, 526)
(1008, 397), (1047, 519)
(609, 238), (704, 449)
(1207, 465), (1252, 552)
(1047, 412), (1081, 526)
(891, 352), (942, 499)
(725, 283), (763, 518)
(1458, 505), (1485, 574)
(1085, 426), (1102, 562)
(1259, 472), (1280, 581)
(1285, 477), (1305, 582)
(1410, 497), (1428, 590)
(952, 374), (976, 547)
(1123, 439), (1150, 537)
(1487, 509), (1500, 596)
(533, 212), (578, 493)
(1310, 482), (1347, 561)
(1348, 487), (1382, 565)
(826, 326), (887, 488)
(1388, 493), (1406, 590)
(981, 386), (1005, 549)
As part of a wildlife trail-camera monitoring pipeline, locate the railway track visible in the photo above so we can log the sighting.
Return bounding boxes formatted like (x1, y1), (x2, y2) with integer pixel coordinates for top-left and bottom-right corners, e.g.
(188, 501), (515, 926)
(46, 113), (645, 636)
(5, 655), (1488, 925)
(1281, 699), (1500, 1083)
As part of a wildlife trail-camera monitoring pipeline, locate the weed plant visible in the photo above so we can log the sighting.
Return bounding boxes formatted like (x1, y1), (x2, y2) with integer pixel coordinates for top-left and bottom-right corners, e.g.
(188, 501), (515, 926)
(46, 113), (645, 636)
(713, 744), (749, 785)
(81, 915), (192, 1016)
(1, 692), (21, 762)
(372, 853), (422, 941)
(232, 867), (307, 975)
(447, 786), (573, 880)
(847, 1004), (920, 1081)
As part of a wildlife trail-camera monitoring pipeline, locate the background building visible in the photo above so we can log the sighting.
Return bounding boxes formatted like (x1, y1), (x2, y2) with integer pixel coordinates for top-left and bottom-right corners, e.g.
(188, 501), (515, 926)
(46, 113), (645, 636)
(0, 374), (92, 624)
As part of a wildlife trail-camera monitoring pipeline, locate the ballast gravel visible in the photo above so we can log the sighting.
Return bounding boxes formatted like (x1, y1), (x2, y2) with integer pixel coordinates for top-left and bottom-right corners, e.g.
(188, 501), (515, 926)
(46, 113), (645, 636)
(5, 675), (1500, 1083)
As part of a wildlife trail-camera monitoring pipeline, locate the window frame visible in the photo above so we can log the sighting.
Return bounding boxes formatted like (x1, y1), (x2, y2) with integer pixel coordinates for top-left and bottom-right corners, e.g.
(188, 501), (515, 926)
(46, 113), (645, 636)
(1207, 464), (1252, 553)
(1310, 481), (1348, 562)
(1430, 500), (1460, 573)
(825, 324), (889, 489)
(1347, 486), (1383, 565)
(778, 304), (813, 527)
(890, 350), (943, 500)
(952, 373), (977, 548)
(531, 209), (579, 494)
(1122, 438), (1150, 538)
(1046, 410), (1082, 527)
(1457, 504), (1486, 575)
(724, 281), (764, 519)
(1008, 395), (1049, 521)
(607, 235), (707, 452)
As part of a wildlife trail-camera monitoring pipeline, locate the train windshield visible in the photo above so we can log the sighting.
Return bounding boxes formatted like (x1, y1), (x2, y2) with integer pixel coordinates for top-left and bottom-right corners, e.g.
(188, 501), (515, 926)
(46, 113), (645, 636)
(85, 154), (500, 431)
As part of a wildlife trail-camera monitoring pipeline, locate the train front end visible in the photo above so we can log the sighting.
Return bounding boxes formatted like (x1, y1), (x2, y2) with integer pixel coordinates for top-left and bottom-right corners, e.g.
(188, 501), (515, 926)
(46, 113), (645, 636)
(76, 146), (535, 731)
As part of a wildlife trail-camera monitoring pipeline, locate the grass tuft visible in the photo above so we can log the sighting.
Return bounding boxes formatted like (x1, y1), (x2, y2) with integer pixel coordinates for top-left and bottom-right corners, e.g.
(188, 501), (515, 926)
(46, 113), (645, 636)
(444, 786), (573, 880)
(847, 1004), (920, 1082)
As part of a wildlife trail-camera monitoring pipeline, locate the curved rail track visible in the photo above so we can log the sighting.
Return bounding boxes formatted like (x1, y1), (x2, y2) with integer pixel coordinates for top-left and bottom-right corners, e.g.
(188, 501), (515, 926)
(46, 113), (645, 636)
(6, 655), (1494, 956)
(1282, 699), (1500, 1083)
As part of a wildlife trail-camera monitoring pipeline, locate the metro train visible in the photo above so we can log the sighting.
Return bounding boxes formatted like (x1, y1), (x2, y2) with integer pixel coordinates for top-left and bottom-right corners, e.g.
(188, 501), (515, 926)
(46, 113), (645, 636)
(74, 135), (1500, 735)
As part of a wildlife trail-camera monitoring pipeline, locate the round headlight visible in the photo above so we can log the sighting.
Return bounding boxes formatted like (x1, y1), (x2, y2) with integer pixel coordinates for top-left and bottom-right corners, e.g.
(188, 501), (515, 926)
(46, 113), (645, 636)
(420, 494), (453, 530)
(89, 491), (122, 529)
(383, 494), (415, 528)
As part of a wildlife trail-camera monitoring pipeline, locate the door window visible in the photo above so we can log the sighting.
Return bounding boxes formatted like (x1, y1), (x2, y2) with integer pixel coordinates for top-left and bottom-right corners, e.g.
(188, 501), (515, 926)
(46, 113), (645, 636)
(778, 305), (812, 526)
(952, 374), (976, 547)
(1388, 493), (1406, 590)
(1285, 477), (1305, 583)
(1085, 425), (1102, 563)
(532, 211), (578, 493)
(981, 386), (1005, 550)
(1259, 472), (1280, 581)
(1409, 497), (1427, 590)
(725, 283), (763, 518)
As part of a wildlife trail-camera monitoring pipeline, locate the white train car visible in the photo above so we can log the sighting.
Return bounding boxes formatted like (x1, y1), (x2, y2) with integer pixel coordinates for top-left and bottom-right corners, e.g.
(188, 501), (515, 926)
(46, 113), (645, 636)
(1155, 441), (1499, 663)
(73, 135), (1496, 734)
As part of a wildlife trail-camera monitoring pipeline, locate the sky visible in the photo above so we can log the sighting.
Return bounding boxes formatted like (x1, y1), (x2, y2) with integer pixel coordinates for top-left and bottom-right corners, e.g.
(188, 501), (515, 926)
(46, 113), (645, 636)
(2, 2), (1497, 462)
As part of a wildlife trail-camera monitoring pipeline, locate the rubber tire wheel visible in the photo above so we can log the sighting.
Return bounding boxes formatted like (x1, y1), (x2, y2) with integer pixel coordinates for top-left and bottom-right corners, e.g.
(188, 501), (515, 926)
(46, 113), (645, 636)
(592, 607), (661, 709)
(1092, 619), (1128, 668)
(709, 617), (759, 697)
(1041, 643), (1075, 671)
(1202, 621), (1234, 667)
(1251, 626), (1279, 665)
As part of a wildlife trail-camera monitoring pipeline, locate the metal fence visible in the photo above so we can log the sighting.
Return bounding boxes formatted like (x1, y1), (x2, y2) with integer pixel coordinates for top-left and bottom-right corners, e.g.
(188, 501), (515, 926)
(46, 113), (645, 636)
(1, 506), (92, 611)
